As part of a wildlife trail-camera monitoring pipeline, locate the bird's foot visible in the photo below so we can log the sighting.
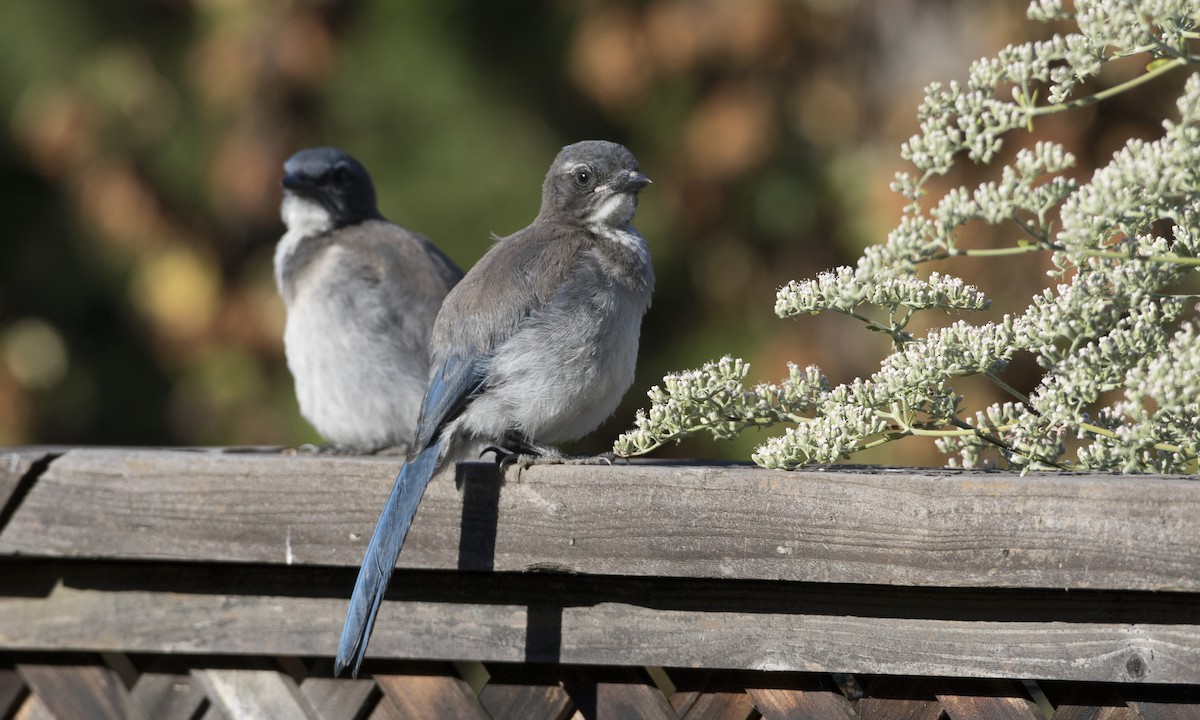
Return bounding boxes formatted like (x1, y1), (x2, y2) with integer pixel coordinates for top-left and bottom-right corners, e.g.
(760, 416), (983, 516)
(479, 445), (539, 473)
(479, 444), (620, 473)
(527, 450), (621, 466)
(562, 451), (622, 466)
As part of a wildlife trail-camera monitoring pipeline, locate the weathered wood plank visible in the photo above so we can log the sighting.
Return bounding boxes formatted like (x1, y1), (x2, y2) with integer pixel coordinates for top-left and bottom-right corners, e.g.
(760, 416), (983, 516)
(13, 696), (54, 720)
(1129, 693), (1200, 720)
(299, 676), (377, 720)
(17, 664), (146, 720)
(365, 696), (404, 720)
(936, 679), (1042, 720)
(478, 664), (573, 720)
(2, 449), (1199, 593)
(854, 675), (942, 720)
(1039, 680), (1136, 720)
(476, 682), (574, 720)
(374, 671), (491, 720)
(671, 691), (756, 720)
(0, 455), (28, 513)
(0, 669), (25, 718)
(561, 667), (677, 720)
(667, 669), (762, 720)
(746, 675), (857, 720)
(199, 704), (229, 720)
(129, 671), (207, 720)
(1131, 705), (1194, 719)
(1048, 706), (1136, 720)
(3, 563), (1200, 684)
(937, 696), (1042, 720)
(857, 697), (943, 720)
(195, 669), (323, 720)
(0, 449), (390, 566)
(0, 450), (56, 534)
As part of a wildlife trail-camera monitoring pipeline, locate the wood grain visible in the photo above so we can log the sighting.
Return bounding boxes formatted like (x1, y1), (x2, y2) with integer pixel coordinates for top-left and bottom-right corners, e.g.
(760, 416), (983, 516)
(0, 449), (55, 532)
(129, 671), (207, 720)
(1131, 702), (1200, 720)
(299, 677), (377, 720)
(196, 669), (323, 720)
(477, 664), (573, 720)
(671, 690), (757, 720)
(0, 449), (394, 566)
(4, 567), (1199, 683)
(0, 669), (25, 719)
(18, 664), (146, 720)
(747, 684), (857, 720)
(854, 676), (942, 720)
(2, 449), (1200, 593)
(4, 448), (1200, 694)
(668, 669), (760, 720)
(374, 671), (491, 720)
(366, 695), (404, 720)
(936, 679), (1043, 720)
(560, 667), (678, 720)
(13, 695), (55, 720)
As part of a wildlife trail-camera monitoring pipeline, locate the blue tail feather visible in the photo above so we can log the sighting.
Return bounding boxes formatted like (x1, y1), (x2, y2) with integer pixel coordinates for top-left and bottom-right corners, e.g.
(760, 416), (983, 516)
(334, 434), (446, 677)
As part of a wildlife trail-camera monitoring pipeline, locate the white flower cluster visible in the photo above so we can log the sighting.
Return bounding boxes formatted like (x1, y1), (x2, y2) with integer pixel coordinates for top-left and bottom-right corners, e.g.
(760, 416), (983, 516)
(753, 403), (890, 469)
(1056, 75), (1200, 261)
(617, 1), (1200, 472)
(777, 271), (989, 319)
(1102, 321), (1200, 470)
(614, 357), (829, 457)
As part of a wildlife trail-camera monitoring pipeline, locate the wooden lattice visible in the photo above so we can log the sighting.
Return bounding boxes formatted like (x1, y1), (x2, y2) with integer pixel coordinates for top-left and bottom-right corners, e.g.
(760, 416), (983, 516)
(3, 448), (1200, 719)
(4, 658), (1200, 719)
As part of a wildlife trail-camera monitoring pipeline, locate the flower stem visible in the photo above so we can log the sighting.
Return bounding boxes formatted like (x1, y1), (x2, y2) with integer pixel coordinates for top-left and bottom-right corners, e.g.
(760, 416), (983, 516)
(1078, 421), (1194, 457)
(1027, 57), (1189, 118)
(1059, 246), (1200, 266)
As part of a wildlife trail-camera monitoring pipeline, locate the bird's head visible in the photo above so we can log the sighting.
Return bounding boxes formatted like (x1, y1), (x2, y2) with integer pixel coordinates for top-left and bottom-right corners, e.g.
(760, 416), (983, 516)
(539, 140), (651, 228)
(280, 147), (382, 231)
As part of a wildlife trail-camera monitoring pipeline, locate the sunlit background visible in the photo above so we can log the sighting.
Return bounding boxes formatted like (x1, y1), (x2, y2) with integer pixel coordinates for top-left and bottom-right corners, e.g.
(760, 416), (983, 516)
(0, 0), (1184, 463)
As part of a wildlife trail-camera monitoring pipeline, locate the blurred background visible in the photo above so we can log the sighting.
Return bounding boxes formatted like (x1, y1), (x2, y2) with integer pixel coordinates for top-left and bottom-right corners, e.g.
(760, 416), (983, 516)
(0, 0), (1187, 463)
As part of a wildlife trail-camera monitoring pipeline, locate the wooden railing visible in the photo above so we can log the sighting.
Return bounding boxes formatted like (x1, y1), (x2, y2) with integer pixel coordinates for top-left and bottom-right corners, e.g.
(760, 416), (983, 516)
(1, 447), (1199, 718)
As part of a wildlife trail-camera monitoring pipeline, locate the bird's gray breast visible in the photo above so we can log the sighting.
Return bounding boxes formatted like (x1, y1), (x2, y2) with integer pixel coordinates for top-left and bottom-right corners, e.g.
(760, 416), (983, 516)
(279, 236), (427, 447)
(462, 227), (653, 443)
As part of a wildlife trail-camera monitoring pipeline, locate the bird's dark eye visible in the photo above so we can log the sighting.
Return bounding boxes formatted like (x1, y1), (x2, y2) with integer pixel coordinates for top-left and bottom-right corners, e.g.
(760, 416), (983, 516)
(574, 168), (592, 187)
(330, 165), (350, 185)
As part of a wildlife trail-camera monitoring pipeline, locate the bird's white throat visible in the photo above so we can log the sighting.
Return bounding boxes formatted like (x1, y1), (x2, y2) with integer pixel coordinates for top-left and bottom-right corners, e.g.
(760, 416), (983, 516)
(276, 193), (335, 290)
(589, 191), (637, 228)
(281, 192), (334, 237)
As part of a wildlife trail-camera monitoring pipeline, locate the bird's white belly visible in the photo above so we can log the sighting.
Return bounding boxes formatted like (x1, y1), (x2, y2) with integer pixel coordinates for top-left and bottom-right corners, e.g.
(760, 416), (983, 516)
(283, 262), (424, 448)
(461, 287), (644, 444)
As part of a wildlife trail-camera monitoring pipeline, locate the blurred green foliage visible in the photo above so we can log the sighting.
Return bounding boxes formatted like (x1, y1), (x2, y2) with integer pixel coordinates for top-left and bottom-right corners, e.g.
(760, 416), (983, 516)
(0, 0), (1184, 464)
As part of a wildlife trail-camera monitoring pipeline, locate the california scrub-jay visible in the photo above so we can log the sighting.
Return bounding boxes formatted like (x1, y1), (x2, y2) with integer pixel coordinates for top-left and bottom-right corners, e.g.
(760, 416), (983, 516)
(277, 147), (463, 453)
(335, 140), (654, 676)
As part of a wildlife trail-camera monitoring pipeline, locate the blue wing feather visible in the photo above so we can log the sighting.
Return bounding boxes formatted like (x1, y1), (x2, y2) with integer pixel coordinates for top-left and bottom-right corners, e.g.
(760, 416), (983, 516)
(412, 352), (487, 454)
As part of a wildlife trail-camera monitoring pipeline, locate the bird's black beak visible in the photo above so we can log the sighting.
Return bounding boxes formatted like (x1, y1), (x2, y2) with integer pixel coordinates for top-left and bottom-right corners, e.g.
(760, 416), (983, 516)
(613, 169), (652, 193)
(281, 173), (310, 193)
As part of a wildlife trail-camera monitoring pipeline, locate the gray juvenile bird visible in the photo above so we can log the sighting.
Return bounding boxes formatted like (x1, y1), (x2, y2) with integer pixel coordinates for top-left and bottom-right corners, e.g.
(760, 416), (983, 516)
(335, 140), (655, 676)
(276, 147), (463, 452)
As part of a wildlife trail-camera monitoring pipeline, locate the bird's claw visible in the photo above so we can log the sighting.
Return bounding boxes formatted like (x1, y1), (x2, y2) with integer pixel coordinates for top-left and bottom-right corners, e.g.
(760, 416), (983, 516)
(479, 445), (510, 462)
(479, 445), (539, 474)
